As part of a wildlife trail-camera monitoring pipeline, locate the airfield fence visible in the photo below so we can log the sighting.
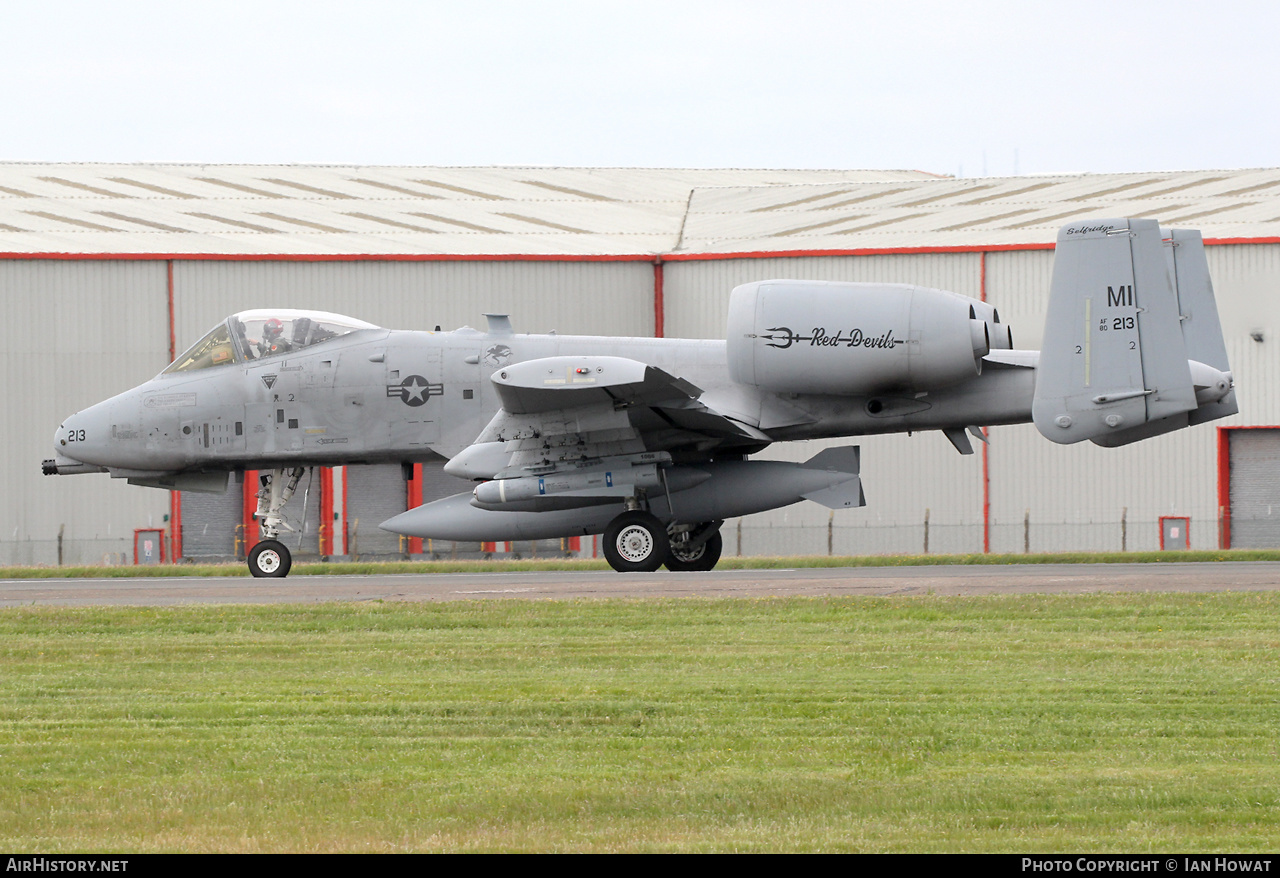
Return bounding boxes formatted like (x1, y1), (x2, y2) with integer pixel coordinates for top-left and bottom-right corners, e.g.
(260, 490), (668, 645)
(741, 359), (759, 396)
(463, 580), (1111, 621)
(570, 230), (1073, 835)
(1, 513), (1249, 567)
(722, 518), (1210, 557)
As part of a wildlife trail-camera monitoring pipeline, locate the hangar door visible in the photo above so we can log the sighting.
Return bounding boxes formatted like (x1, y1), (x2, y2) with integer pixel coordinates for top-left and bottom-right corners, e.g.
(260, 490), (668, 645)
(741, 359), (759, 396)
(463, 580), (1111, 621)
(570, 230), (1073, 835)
(181, 484), (242, 561)
(1228, 428), (1280, 548)
(344, 463), (408, 557)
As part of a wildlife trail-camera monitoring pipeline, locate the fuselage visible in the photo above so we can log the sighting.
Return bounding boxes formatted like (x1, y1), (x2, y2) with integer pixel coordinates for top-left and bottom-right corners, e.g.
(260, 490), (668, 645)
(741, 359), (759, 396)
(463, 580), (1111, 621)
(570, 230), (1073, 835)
(51, 319), (1038, 480)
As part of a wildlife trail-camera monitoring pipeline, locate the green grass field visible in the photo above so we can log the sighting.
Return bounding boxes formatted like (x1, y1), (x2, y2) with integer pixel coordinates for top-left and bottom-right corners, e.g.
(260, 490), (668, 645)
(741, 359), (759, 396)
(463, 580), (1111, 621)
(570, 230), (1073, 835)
(2, 593), (1278, 852)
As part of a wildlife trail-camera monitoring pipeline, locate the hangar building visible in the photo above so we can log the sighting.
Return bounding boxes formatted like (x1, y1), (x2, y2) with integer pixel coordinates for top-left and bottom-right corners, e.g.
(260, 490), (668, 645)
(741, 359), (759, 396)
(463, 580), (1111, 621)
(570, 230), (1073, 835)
(4, 163), (1277, 565)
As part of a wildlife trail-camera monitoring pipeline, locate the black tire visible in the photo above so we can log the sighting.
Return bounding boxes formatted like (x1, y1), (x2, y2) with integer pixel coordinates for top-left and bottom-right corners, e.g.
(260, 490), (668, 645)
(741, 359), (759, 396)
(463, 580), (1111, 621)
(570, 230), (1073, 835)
(248, 539), (292, 578)
(665, 530), (723, 572)
(603, 511), (669, 573)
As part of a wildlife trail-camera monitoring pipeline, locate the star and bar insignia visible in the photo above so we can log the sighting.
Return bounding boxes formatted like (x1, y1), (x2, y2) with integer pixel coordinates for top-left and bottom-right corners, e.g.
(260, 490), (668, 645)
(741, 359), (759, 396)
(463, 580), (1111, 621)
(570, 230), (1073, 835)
(386, 375), (444, 407)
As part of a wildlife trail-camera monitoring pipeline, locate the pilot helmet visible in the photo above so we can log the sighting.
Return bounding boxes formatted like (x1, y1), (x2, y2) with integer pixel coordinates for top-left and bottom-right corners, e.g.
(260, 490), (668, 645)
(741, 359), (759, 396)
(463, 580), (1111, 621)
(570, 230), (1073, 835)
(263, 318), (283, 338)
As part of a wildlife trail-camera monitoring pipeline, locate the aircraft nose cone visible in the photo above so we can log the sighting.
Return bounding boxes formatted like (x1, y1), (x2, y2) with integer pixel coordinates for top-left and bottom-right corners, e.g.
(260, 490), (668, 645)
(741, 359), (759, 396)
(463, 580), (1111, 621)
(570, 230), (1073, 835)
(53, 419), (82, 460)
(45, 413), (110, 475)
(52, 401), (115, 466)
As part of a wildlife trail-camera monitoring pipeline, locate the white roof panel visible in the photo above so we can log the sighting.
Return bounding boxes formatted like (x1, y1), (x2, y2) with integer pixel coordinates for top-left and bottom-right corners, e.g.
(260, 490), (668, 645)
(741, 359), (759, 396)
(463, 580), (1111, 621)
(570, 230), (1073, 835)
(677, 169), (1280, 253)
(0, 163), (933, 256)
(1, 164), (1276, 257)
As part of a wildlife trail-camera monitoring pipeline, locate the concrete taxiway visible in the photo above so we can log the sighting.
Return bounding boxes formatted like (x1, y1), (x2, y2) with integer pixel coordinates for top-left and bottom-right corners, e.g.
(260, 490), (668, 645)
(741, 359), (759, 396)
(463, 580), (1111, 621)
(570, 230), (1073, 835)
(1, 562), (1278, 607)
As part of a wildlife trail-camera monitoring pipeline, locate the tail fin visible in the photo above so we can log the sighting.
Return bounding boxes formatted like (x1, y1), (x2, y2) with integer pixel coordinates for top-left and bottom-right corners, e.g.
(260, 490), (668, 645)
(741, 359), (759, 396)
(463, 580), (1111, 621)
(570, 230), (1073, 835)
(1032, 218), (1235, 447)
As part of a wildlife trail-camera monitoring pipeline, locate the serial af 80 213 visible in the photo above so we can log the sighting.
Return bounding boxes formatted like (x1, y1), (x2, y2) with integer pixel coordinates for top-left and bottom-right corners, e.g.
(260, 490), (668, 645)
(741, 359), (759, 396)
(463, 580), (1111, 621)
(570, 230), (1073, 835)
(44, 219), (1237, 577)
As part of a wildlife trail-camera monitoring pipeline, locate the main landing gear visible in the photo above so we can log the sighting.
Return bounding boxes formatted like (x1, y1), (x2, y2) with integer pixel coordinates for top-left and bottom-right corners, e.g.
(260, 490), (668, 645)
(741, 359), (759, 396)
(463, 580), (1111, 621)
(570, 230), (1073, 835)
(603, 510), (669, 573)
(666, 523), (723, 572)
(247, 466), (305, 578)
(600, 509), (723, 574)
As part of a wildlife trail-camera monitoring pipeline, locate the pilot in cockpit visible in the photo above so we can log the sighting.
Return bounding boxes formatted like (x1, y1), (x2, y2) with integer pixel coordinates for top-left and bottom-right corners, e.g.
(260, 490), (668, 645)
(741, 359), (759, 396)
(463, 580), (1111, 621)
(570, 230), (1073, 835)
(257, 318), (292, 358)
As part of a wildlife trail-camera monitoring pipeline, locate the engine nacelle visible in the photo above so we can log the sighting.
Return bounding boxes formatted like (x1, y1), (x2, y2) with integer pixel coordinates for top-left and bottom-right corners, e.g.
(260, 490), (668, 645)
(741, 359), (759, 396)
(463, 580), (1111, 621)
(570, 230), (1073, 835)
(726, 280), (1003, 396)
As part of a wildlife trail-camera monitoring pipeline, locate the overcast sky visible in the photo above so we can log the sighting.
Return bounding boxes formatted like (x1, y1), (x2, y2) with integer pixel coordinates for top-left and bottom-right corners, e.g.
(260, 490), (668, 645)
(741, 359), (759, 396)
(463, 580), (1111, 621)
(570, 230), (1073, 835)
(3, 0), (1276, 177)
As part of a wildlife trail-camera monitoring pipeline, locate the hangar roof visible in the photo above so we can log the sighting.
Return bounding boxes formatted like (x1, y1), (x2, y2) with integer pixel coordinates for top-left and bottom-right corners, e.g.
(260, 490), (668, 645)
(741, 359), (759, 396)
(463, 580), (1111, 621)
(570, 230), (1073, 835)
(0, 164), (933, 257)
(678, 168), (1280, 254)
(0, 164), (1276, 257)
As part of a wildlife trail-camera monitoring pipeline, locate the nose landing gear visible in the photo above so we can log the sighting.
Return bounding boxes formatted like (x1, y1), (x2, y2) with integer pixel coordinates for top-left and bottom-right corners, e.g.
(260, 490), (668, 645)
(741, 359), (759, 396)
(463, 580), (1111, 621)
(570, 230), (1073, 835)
(248, 539), (291, 577)
(246, 467), (305, 578)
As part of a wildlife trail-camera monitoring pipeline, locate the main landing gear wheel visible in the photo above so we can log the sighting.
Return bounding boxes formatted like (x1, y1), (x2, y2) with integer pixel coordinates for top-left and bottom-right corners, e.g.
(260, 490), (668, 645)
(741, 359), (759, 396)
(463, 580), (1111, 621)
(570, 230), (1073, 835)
(248, 540), (292, 578)
(603, 510), (669, 573)
(665, 530), (723, 572)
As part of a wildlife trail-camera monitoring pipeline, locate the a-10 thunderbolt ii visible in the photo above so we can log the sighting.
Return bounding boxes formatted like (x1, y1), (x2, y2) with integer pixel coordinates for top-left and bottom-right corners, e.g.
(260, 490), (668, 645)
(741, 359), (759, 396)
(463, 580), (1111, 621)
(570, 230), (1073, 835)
(44, 219), (1237, 577)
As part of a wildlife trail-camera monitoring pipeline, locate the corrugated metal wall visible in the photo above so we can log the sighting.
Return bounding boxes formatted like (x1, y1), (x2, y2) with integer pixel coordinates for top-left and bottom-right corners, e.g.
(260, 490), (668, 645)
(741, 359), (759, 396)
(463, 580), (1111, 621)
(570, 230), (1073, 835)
(975, 244), (1267, 554)
(7, 257), (655, 565)
(172, 259), (656, 347)
(667, 244), (1259, 556)
(663, 252), (983, 341)
(665, 253), (988, 554)
(1207, 243), (1280, 426)
(2, 260), (172, 565)
(344, 463), (408, 557)
(981, 248), (1218, 552)
(181, 483), (243, 560)
(9, 238), (1272, 565)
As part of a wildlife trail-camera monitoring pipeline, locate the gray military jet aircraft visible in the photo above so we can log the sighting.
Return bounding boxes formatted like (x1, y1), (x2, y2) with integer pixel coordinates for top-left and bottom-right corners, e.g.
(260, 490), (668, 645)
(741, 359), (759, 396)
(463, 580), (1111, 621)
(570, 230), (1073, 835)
(44, 219), (1237, 577)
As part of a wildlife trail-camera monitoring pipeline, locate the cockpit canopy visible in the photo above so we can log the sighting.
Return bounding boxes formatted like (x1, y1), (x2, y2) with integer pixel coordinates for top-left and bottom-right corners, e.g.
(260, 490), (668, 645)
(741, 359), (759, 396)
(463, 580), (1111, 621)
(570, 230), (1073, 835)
(163, 309), (381, 374)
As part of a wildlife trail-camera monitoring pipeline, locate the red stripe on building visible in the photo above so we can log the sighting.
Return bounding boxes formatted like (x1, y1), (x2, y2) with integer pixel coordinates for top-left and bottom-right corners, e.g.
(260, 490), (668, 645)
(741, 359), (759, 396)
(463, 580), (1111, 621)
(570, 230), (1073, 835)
(242, 470), (259, 557)
(0, 234), (1273, 265)
(407, 464), (424, 555)
(1218, 428), (1232, 549)
(319, 467), (335, 557)
(980, 252), (990, 554)
(652, 259), (664, 339)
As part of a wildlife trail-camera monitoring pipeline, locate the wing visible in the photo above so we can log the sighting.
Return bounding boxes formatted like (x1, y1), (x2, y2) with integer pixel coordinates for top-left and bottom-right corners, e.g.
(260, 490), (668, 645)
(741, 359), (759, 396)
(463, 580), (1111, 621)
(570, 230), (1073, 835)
(444, 355), (770, 480)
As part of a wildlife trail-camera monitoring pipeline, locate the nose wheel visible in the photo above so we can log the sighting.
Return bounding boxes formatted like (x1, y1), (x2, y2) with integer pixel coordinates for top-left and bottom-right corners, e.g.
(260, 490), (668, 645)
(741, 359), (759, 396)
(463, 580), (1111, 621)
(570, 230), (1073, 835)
(245, 467), (305, 578)
(248, 539), (292, 578)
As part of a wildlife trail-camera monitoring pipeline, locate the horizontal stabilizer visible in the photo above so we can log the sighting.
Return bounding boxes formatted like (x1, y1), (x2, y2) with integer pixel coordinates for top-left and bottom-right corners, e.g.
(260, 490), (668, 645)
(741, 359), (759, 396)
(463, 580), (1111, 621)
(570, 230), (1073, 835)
(1088, 412), (1189, 448)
